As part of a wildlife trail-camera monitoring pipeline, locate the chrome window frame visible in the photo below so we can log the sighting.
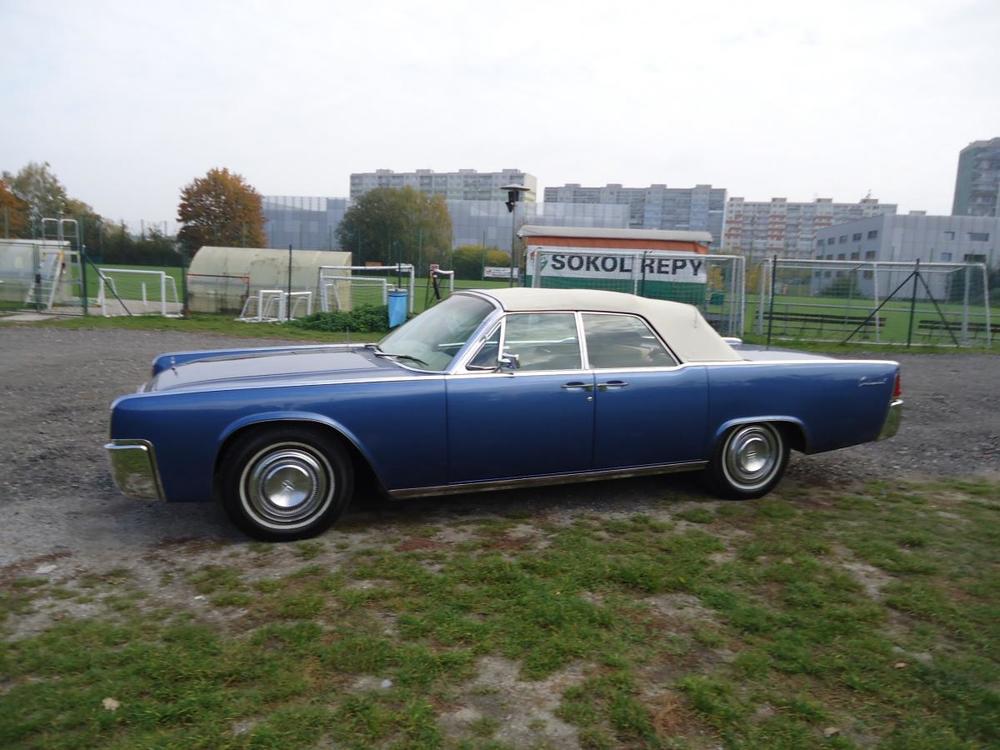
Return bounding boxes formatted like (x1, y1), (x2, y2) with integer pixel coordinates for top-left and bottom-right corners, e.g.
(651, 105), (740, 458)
(579, 311), (681, 370)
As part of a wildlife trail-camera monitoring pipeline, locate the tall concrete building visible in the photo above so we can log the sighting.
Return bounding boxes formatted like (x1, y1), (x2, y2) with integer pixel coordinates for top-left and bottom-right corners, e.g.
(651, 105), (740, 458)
(350, 169), (537, 203)
(543, 183), (726, 246)
(724, 196), (897, 259)
(952, 138), (1000, 218)
(262, 196), (349, 250)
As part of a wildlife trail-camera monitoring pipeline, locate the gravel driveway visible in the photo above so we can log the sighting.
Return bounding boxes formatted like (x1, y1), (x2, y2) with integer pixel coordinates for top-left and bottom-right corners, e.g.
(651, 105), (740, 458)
(1, 325), (998, 568)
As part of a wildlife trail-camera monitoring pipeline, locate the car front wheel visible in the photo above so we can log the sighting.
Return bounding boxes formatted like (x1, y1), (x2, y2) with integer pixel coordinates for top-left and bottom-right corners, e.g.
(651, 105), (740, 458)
(220, 426), (354, 541)
(706, 422), (789, 500)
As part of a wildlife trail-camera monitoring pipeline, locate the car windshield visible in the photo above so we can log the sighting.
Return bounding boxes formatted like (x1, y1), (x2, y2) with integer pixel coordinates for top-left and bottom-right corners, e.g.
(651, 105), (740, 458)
(376, 294), (495, 371)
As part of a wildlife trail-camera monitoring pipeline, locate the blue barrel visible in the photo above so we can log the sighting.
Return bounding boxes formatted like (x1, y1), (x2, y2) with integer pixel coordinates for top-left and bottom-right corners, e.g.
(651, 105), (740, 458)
(387, 290), (408, 328)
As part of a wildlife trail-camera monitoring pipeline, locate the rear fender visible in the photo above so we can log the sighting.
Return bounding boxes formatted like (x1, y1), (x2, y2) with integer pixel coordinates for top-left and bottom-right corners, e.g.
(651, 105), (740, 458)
(712, 416), (809, 453)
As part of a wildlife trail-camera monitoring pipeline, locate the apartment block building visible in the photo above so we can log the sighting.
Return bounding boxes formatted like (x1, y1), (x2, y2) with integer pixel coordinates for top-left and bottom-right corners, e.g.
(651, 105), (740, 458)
(724, 196), (897, 258)
(952, 138), (1000, 218)
(543, 183), (726, 246)
(350, 169), (537, 203)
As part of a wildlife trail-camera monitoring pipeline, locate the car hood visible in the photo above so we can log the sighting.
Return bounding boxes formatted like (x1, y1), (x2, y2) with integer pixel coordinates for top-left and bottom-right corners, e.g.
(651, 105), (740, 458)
(146, 347), (414, 393)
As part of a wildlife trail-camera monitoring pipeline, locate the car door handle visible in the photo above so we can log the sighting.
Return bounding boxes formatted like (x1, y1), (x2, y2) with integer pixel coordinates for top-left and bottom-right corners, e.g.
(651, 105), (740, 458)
(597, 380), (629, 390)
(561, 381), (594, 391)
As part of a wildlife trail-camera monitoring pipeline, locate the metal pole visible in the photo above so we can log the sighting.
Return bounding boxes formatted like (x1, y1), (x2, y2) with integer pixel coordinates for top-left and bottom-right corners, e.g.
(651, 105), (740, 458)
(962, 265), (970, 344)
(766, 255), (777, 349)
(872, 262), (880, 343)
(906, 259), (920, 348)
(509, 203), (517, 287)
(982, 264), (992, 348)
(287, 244), (293, 322)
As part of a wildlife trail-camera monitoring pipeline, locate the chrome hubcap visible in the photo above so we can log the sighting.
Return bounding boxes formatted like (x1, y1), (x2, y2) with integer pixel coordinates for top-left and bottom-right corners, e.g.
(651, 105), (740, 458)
(241, 445), (333, 528)
(723, 425), (780, 491)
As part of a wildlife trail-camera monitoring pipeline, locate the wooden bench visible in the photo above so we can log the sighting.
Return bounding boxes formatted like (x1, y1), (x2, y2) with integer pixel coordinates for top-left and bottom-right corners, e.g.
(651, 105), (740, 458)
(917, 319), (1000, 336)
(763, 311), (885, 333)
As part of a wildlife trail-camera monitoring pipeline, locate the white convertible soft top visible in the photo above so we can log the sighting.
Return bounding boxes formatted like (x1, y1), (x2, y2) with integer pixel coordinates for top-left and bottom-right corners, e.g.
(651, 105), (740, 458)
(469, 288), (742, 363)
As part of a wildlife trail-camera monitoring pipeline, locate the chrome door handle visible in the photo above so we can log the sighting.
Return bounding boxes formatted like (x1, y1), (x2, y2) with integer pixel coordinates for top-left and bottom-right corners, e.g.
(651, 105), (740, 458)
(598, 380), (629, 390)
(561, 381), (594, 391)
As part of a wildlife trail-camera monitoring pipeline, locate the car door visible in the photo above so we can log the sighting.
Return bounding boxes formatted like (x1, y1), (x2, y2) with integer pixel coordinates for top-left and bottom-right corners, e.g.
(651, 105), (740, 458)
(582, 312), (709, 468)
(446, 312), (595, 483)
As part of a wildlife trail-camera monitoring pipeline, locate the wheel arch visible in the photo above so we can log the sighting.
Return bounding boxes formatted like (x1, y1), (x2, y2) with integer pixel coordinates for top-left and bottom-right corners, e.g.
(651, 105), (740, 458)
(213, 413), (386, 499)
(713, 416), (808, 454)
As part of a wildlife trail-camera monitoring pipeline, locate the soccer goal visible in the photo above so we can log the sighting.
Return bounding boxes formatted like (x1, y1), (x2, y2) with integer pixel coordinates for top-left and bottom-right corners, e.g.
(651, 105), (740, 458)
(238, 289), (313, 322)
(97, 268), (180, 317)
(321, 276), (388, 312)
(317, 264), (415, 313)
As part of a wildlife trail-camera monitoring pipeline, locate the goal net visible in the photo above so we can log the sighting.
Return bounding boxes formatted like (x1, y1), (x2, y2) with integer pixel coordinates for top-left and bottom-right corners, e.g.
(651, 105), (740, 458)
(321, 276), (388, 312)
(238, 289), (313, 322)
(97, 268), (180, 316)
(317, 264), (415, 313)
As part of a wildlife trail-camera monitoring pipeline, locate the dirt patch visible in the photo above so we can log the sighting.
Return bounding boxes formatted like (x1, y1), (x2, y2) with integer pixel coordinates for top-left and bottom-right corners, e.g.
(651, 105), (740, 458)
(396, 537), (446, 552)
(832, 544), (895, 601)
(439, 656), (583, 749)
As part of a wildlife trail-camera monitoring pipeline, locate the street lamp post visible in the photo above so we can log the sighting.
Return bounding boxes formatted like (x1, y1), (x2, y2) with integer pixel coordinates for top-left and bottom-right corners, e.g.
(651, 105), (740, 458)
(501, 184), (530, 287)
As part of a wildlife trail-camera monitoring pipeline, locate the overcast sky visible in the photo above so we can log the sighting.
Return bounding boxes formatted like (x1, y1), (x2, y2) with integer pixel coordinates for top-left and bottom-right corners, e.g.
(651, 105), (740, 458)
(3, 0), (998, 227)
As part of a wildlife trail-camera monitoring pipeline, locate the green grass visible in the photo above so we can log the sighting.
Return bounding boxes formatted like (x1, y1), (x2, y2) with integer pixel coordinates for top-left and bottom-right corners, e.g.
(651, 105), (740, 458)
(1, 478), (997, 748)
(82, 263), (185, 304)
(743, 293), (998, 348)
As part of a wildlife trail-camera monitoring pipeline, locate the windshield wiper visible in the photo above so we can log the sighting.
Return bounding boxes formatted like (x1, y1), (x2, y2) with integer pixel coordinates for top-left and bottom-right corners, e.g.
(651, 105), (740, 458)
(371, 350), (429, 367)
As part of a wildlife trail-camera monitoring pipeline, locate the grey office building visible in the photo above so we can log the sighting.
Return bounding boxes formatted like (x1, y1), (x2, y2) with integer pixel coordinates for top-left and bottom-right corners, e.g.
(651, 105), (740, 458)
(544, 183), (726, 246)
(263, 196), (349, 250)
(350, 169), (537, 203)
(449, 201), (629, 252)
(812, 212), (999, 298)
(952, 138), (1000, 217)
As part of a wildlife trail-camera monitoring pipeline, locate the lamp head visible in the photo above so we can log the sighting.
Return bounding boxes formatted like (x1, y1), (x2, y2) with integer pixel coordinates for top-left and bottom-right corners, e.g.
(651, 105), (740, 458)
(501, 183), (530, 213)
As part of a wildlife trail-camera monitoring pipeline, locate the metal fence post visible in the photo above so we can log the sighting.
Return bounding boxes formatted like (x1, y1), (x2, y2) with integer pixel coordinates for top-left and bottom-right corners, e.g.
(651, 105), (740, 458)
(766, 255), (777, 349)
(961, 264), (970, 344)
(906, 259), (920, 348)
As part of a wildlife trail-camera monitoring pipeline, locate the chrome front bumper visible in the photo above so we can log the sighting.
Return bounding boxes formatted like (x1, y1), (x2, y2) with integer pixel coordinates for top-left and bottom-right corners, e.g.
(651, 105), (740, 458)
(877, 399), (903, 441)
(105, 439), (165, 500)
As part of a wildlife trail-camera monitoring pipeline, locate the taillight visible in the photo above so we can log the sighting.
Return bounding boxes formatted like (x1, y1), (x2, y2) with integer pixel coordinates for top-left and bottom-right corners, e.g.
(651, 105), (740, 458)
(892, 372), (902, 400)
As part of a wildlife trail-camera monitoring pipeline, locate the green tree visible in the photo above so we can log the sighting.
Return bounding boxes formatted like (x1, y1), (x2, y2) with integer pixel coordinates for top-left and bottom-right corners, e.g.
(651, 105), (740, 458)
(337, 187), (452, 272)
(176, 168), (265, 255)
(2, 161), (69, 232)
(0, 179), (30, 238)
(450, 244), (511, 280)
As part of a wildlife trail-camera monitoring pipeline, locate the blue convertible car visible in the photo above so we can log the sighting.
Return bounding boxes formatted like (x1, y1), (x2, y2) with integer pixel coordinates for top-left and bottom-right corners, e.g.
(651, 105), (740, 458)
(107, 288), (902, 540)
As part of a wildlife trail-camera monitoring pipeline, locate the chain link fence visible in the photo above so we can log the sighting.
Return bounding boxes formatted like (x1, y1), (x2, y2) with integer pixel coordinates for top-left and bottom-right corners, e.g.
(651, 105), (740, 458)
(752, 257), (994, 348)
(526, 247), (745, 336)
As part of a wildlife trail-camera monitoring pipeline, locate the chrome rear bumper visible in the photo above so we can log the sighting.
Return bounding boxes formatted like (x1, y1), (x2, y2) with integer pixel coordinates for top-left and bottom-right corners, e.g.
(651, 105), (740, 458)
(877, 399), (903, 441)
(105, 439), (164, 500)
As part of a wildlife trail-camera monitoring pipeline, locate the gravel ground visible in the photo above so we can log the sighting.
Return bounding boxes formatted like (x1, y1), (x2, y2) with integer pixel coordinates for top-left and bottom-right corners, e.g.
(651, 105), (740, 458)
(1, 325), (998, 569)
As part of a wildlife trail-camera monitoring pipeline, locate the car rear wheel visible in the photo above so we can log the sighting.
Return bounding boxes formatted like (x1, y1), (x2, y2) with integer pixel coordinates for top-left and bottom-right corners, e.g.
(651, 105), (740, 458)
(220, 426), (353, 541)
(706, 423), (789, 500)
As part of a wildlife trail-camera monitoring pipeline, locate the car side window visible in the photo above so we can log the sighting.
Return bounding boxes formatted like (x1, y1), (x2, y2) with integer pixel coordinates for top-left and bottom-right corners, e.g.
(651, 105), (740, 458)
(582, 314), (677, 368)
(503, 313), (581, 371)
(467, 325), (501, 370)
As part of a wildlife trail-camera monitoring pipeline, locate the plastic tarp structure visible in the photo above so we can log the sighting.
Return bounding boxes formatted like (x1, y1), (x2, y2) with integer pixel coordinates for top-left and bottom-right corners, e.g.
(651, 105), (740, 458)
(187, 246), (351, 314)
(0, 239), (77, 309)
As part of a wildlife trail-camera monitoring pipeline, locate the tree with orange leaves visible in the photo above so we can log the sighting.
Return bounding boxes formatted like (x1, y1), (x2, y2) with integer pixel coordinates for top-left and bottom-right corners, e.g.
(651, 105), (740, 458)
(177, 168), (266, 255)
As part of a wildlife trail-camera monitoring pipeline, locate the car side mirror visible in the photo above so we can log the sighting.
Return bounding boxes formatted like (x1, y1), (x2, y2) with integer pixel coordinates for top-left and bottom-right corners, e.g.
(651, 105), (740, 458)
(498, 351), (520, 371)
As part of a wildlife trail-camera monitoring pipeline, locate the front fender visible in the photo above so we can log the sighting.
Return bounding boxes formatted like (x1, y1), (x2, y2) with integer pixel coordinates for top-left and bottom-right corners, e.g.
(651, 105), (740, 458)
(216, 410), (379, 472)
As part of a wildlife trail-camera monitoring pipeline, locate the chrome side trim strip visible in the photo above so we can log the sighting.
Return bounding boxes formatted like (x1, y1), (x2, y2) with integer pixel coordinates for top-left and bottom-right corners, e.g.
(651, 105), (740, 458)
(387, 460), (709, 499)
